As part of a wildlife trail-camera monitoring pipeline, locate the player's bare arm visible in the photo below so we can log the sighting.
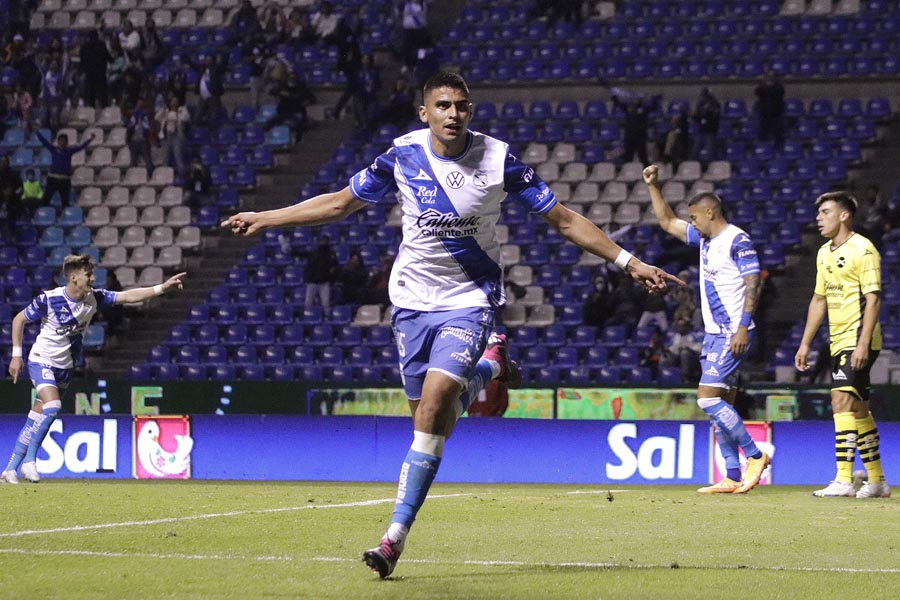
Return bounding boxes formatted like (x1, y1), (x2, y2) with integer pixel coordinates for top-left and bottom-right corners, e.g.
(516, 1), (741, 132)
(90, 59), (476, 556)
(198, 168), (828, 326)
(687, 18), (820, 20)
(116, 272), (187, 304)
(795, 293), (827, 371)
(221, 186), (367, 236)
(540, 203), (686, 293)
(7, 310), (26, 384)
(851, 291), (881, 370)
(730, 272), (761, 355)
(643, 164), (688, 242)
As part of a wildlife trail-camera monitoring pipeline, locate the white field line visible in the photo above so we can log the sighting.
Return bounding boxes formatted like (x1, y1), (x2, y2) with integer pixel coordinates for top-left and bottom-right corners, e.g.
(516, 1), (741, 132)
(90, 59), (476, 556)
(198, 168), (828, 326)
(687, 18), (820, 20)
(566, 489), (637, 494)
(1, 548), (898, 574)
(327, 556), (900, 575)
(0, 493), (470, 539)
(0, 548), (292, 561)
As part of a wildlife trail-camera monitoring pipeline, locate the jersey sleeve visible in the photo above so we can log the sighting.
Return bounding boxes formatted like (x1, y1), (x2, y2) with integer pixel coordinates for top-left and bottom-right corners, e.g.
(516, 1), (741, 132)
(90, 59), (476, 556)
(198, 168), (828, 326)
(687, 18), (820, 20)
(858, 243), (881, 295)
(23, 293), (48, 321)
(731, 232), (761, 276)
(502, 153), (557, 215)
(93, 289), (119, 307)
(814, 248), (826, 296)
(348, 147), (399, 204)
(685, 223), (701, 247)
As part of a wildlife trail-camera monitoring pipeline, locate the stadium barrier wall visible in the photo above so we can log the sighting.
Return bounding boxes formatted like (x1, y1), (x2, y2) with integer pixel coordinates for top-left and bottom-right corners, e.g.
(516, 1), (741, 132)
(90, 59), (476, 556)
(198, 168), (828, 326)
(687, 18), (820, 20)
(1, 415), (898, 485)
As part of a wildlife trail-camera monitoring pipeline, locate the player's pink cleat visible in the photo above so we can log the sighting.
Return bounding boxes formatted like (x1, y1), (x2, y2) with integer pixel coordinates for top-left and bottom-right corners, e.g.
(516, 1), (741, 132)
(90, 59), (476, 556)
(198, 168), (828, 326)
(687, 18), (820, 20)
(482, 333), (522, 388)
(363, 537), (402, 579)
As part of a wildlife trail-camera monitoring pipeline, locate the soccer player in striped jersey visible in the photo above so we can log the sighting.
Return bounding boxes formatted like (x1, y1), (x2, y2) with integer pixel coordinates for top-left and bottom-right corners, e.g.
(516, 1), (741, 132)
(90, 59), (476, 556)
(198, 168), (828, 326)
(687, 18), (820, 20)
(795, 191), (889, 498)
(1, 254), (185, 484)
(644, 164), (771, 495)
(223, 71), (684, 578)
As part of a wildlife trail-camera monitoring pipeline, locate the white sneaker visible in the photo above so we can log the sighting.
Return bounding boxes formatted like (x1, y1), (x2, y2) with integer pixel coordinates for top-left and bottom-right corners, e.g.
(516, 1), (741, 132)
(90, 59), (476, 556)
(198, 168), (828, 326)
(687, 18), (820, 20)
(856, 480), (891, 498)
(20, 462), (40, 483)
(1, 470), (19, 484)
(812, 480), (856, 497)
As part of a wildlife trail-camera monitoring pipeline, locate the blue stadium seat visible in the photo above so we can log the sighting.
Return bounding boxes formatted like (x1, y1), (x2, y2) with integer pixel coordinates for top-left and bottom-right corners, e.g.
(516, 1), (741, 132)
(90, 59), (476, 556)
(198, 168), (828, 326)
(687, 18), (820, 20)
(204, 345), (228, 364)
(129, 364), (153, 380)
(614, 346), (640, 368)
(599, 326), (627, 348)
(596, 366), (622, 384)
(157, 364), (180, 380)
(223, 324), (247, 345)
(249, 323), (275, 345)
(658, 366), (684, 385)
(522, 346), (548, 368)
(625, 367), (654, 384)
(211, 364), (236, 380)
(148, 345), (170, 365)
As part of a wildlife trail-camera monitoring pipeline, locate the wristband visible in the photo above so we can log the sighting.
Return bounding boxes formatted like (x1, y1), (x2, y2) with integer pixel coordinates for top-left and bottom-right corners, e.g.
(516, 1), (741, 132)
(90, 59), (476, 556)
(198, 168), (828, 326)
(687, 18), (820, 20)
(153, 284), (164, 296)
(740, 312), (752, 327)
(614, 249), (634, 271)
(12, 346), (22, 358)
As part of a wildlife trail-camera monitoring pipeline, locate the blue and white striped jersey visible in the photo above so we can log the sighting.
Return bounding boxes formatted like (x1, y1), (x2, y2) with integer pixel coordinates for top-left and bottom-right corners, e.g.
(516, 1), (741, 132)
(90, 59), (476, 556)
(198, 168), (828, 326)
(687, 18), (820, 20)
(24, 287), (118, 369)
(350, 128), (557, 311)
(685, 223), (759, 335)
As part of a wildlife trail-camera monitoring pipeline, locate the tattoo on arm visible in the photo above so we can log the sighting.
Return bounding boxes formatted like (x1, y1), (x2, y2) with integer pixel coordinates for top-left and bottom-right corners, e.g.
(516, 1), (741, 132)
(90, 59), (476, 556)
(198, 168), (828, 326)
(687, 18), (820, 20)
(742, 273), (761, 315)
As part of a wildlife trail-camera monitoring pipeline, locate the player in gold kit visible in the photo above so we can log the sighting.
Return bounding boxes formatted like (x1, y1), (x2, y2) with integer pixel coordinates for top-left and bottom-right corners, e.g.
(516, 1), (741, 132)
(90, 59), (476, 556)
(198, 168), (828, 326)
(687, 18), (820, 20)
(795, 191), (889, 498)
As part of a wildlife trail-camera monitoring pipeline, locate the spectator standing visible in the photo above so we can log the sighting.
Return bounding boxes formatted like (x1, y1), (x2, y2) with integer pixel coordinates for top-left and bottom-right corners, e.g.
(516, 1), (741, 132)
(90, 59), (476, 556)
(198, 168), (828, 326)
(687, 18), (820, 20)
(858, 184), (888, 249)
(336, 250), (369, 305)
(637, 282), (668, 331)
(37, 130), (93, 207)
(311, 2), (341, 44)
(610, 87), (660, 166)
(660, 112), (690, 169)
(13, 82), (33, 128)
(0, 156), (23, 237)
(185, 155), (212, 213)
(165, 54), (190, 106)
(126, 100), (154, 169)
(755, 70), (785, 146)
(401, 0), (430, 68)
(304, 235), (338, 312)
(106, 40), (127, 104)
(38, 57), (65, 131)
(195, 55), (226, 130)
(331, 11), (363, 120)
(155, 96), (189, 176)
(79, 30), (111, 108)
(140, 19), (164, 68)
(228, 0), (261, 44)
(692, 87), (721, 162)
(269, 71), (315, 140)
(118, 20), (142, 62)
(246, 44), (268, 110)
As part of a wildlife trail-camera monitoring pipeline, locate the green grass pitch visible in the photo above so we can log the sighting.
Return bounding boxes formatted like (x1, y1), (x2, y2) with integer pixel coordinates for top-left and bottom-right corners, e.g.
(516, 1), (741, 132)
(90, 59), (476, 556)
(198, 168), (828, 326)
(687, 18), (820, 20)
(1, 481), (897, 599)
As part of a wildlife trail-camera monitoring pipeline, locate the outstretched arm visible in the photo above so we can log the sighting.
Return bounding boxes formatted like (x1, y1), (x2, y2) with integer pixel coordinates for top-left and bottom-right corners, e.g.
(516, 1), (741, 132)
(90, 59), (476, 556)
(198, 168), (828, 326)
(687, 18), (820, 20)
(540, 203), (685, 293)
(115, 272), (186, 304)
(643, 164), (688, 242)
(221, 186), (367, 237)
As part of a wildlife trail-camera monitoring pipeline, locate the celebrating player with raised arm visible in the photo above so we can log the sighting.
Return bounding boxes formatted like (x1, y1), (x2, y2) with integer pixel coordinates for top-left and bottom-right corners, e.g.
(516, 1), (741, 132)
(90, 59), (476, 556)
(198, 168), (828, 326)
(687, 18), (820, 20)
(643, 164), (770, 494)
(2, 255), (185, 484)
(224, 72), (684, 578)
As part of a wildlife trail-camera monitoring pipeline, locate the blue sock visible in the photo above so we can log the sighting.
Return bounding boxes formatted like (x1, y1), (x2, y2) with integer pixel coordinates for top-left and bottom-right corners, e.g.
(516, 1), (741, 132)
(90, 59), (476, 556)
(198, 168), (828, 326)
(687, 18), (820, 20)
(4, 412), (38, 472)
(391, 439), (443, 530)
(24, 404), (60, 464)
(459, 359), (495, 413)
(700, 397), (763, 462)
(714, 424), (742, 482)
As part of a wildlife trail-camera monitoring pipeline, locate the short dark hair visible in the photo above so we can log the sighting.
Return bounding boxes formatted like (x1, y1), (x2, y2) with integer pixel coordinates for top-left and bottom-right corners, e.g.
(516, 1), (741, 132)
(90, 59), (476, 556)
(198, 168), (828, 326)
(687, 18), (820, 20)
(422, 71), (469, 101)
(63, 254), (94, 277)
(57, 134), (69, 144)
(815, 191), (857, 215)
(687, 191), (723, 209)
